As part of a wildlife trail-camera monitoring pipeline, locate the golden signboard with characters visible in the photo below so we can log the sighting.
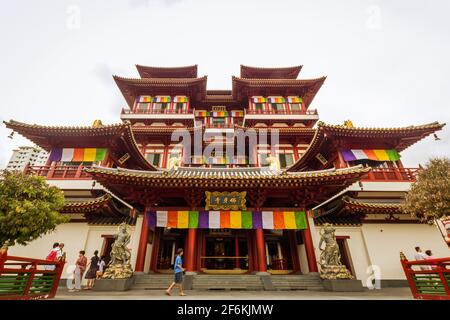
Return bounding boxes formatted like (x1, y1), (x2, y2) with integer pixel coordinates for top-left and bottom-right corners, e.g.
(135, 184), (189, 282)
(205, 191), (247, 211)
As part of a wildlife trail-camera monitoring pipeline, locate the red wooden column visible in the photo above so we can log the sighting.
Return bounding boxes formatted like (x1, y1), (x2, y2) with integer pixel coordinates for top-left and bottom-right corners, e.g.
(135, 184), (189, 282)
(255, 229), (267, 272)
(135, 213), (149, 272)
(234, 236), (240, 269)
(185, 228), (197, 272)
(302, 210), (318, 272)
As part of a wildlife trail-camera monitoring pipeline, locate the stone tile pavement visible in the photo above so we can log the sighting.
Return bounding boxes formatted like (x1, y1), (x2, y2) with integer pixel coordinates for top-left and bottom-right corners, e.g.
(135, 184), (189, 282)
(55, 287), (414, 300)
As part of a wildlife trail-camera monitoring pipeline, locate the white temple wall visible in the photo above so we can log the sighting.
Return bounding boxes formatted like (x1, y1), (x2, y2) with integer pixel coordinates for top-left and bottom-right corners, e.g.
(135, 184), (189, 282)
(8, 222), (90, 277)
(361, 223), (450, 281)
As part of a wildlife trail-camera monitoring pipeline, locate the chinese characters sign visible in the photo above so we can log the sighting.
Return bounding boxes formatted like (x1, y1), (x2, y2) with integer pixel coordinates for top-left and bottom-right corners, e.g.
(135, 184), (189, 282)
(205, 191), (247, 211)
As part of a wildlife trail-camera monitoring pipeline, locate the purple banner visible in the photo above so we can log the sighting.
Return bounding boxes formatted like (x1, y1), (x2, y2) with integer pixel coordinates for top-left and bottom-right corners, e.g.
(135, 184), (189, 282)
(252, 211), (262, 229)
(198, 211), (209, 228)
(146, 211), (156, 229)
(48, 148), (62, 162)
(341, 150), (357, 162)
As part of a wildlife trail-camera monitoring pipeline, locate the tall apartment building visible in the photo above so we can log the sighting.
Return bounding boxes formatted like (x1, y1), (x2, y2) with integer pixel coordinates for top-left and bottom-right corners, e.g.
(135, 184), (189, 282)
(5, 146), (48, 171)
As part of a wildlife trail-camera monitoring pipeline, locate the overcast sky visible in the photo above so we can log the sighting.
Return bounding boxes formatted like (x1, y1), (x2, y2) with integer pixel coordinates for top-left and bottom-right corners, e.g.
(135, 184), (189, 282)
(1, 0), (449, 167)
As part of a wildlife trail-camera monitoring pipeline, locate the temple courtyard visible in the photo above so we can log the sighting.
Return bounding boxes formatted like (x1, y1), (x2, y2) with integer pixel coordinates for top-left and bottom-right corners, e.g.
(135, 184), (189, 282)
(54, 287), (413, 300)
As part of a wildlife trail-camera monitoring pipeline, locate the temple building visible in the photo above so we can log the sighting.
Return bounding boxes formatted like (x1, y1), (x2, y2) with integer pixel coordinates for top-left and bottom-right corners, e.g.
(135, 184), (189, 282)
(4, 64), (448, 289)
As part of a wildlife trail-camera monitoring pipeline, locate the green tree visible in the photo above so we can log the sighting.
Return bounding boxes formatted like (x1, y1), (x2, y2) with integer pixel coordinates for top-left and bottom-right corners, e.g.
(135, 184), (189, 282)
(0, 171), (69, 249)
(403, 157), (450, 224)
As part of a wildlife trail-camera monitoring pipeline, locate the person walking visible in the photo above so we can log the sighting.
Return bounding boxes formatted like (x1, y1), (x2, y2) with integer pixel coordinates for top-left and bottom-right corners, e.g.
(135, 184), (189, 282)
(425, 250), (438, 270)
(44, 242), (59, 271)
(69, 250), (87, 292)
(96, 255), (106, 279)
(414, 246), (429, 271)
(165, 248), (186, 296)
(84, 250), (100, 290)
(57, 243), (66, 262)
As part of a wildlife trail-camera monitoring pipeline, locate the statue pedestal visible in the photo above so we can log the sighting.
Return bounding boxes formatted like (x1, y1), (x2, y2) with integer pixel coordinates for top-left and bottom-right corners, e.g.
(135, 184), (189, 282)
(93, 277), (135, 291)
(320, 265), (364, 292)
(320, 265), (353, 280)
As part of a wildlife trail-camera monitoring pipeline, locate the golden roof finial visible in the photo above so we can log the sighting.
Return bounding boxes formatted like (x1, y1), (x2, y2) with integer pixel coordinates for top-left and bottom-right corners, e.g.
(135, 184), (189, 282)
(344, 120), (354, 128)
(92, 120), (103, 128)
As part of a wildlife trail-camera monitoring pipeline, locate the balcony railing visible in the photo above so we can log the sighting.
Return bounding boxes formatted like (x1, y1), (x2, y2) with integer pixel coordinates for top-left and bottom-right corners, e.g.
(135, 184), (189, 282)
(0, 252), (65, 300)
(362, 167), (419, 182)
(121, 108), (192, 115)
(24, 164), (91, 180)
(245, 109), (318, 115)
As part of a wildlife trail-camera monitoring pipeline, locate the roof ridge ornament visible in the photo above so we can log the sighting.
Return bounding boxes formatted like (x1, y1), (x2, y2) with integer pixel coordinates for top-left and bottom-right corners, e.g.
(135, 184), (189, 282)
(92, 120), (103, 128)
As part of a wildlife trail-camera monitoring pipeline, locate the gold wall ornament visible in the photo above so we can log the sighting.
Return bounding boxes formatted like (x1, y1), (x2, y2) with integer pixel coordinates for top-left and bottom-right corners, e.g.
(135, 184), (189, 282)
(211, 106), (227, 111)
(118, 153), (130, 164)
(316, 153), (328, 165)
(205, 191), (247, 210)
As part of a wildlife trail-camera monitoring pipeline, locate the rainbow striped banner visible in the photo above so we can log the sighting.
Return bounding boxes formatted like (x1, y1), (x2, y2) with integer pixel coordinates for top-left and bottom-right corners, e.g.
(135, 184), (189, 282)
(154, 96), (171, 102)
(287, 96), (303, 103)
(49, 148), (107, 162)
(211, 111), (228, 117)
(252, 96), (267, 103)
(231, 111), (244, 117)
(173, 96), (188, 103)
(138, 95), (152, 103)
(342, 149), (401, 162)
(267, 96), (285, 103)
(147, 210), (307, 230)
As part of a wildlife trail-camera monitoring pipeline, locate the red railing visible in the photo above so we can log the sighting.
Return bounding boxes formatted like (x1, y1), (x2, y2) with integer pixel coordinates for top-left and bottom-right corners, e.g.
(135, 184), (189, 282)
(0, 252), (65, 300)
(121, 108), (192, 115)
(246, 109), (318, 116)
(24, 164), (91, 180)
(400, 252), (450, 300)
(362, 167), (419, 182)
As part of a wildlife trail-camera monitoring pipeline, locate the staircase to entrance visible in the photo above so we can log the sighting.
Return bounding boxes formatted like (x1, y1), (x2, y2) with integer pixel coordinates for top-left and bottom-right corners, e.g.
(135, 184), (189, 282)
(131, 273), (325, 291)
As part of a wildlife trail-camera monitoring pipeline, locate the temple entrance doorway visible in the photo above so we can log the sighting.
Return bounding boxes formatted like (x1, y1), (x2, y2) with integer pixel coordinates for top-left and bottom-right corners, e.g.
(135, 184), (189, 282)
(156, 228), (186, 272)
(200, 229), (249, 274)
(264, 230), (299, 274)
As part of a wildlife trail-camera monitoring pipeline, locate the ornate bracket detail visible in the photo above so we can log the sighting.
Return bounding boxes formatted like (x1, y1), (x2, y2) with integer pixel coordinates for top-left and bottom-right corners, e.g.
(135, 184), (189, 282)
(247, 189), (267, 210)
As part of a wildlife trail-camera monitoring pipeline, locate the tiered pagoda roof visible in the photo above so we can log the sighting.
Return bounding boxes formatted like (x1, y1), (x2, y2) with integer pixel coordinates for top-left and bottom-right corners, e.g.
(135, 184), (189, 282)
(136, 64), (198, 78)
(232, 76), (326, 108)
(85, 165), (370, 208)
(240, 65), (303, 79)
(3, 120), (157, 171)
(287, 121), (446, 171)
(61, 193), (136, 225)
(113, 75), (208, 108)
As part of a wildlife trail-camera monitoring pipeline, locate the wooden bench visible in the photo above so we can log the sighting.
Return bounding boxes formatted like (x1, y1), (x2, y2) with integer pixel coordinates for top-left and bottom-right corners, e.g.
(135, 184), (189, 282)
(400, 252), (450, 300)
(0, 251), (64, 300)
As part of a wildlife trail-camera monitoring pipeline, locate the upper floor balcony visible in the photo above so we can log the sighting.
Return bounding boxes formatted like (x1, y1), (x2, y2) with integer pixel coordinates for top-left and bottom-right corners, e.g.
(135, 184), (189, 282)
(120, 107), (195, 121)
(362, 167), (419, 182)
(24, 164), (92, 180)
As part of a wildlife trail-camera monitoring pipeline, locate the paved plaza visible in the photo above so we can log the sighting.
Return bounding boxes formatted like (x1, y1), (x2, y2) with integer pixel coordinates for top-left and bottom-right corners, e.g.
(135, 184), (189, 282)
(54, 287), (414, 300)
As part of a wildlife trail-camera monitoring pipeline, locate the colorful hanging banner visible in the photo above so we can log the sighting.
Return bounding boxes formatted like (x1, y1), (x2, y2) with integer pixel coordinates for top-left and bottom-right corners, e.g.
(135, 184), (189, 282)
(287, 96), (303, 103)
(267, 96), (285, 103)
(252, 96), (266, 103)
(148, 210), (307, 230)
(138, 95), (152, 103)
(341, 149), (401, 162)
(173, 96), (188, 103)
(231, 111), (244, 117)
(49, 148), (107, 162)
(154, 96), (171, 102)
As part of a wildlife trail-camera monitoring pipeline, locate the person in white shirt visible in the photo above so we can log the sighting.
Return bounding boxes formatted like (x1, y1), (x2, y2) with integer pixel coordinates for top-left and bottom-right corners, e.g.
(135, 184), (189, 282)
(414, 246), (430, 270)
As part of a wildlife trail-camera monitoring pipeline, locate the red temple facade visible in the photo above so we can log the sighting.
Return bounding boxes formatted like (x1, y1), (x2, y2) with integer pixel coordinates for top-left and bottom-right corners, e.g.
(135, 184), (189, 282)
(4, 64), (448, 288)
